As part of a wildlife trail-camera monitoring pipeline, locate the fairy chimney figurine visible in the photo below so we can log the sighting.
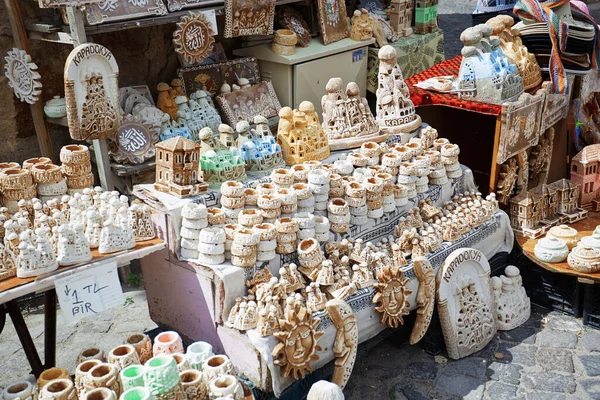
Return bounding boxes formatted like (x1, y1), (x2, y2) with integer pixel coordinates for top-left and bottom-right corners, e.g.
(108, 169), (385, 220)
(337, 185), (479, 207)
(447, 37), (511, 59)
(157, 82), (178, 120)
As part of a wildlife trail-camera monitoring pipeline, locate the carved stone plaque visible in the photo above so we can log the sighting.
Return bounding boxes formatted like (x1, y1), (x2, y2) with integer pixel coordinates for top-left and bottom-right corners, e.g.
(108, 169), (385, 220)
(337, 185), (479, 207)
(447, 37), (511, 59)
(216, 81), (282, 125)
(4, 48), (42, 105)
(177, 57), (260, 97)
(108, 115), (159, 164)
(224, 0), (276, 38)
(317, 0), (349, 45)
(85, 0), (168, 25)
(38, 0), (101, 8)
(173, 11), (216, 65)
(437, 248), (497, 360)
(64, 43), (120, 141)
(326, 299), (357, 390)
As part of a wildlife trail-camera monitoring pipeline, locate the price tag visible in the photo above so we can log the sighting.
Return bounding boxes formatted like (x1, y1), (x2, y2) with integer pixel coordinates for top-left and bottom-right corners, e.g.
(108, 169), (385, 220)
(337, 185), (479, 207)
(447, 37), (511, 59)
(54, 261), (124, 324)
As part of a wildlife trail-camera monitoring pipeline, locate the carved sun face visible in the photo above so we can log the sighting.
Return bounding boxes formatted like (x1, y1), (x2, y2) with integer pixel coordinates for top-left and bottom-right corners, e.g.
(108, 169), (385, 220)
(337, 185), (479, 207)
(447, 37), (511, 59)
(373, 266), (412, 328)
(272, 307), (324, 380)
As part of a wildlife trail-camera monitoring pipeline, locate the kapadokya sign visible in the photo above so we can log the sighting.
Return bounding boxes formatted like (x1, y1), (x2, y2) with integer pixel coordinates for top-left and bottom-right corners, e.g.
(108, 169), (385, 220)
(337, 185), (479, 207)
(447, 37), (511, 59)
(64, 43), (121, 141)
(54, 261), (123, 324)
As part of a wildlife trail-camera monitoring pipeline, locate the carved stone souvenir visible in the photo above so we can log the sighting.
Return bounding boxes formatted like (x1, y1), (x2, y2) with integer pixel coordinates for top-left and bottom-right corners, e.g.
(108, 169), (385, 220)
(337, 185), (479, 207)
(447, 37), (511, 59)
(207, 375), (243, 400)
(496, 157), (518, 204)
(534, 236), (569, 263)
(321, 78), (384, 150)
(373, 264), (412, 328)
(199, 127), (247, 188)
(3, 380), (37, 400)
(224, 0), (276, 38)
(216, 81), (282, 126)
(568, 244), (600, 273)
(307, 381), (345, 400)
(375, 45), (422, 134)
(491, 265), (530, 330)
(276, 6), (312, 47)
(4, 49), (42, 104)
(414, 0), (439, 34)
(272, 30), (297, 56)
(547, 224), (579, 250)
(39, 379), (76, 400)
(173, 12), (216, 65)
(457, 25), (524, 106)
(238, 118), (285, 175)
(386, 0), (413, 37)
(85, 0), (168, 25)
(272, 304), (324, 380)
(154, 137), (208, 198)
(326, 299), (357, 390)
(317, 0), (349, 45)
(108, 115), (159, 164)
(410, 256), (435, 345)
(570, 144), (600, 210)
(437, 248), (497, 360)
(350, 9), (374, 41)
(277, 102), (330, 165)
(64, 43), (120, 141)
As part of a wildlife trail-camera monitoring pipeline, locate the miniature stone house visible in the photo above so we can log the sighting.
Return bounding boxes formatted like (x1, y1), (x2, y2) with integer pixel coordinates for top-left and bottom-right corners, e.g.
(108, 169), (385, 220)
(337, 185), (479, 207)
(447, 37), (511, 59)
(414, 0), (438, 34)
(548, 179), (580, 215)
(154, 137), (208, 198)
(386, 0), (413, 36)
(570, 144), (600, 209)
(510, 192), (543, 231)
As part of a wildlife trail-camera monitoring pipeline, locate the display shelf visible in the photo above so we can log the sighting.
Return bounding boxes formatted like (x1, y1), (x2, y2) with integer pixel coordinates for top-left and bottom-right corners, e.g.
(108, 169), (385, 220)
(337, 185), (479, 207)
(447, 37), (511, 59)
(0, 238), (165, 304)
(45, 116), (68, 127)
(516, 212), (600, 284)
(26, 0), (303, 41)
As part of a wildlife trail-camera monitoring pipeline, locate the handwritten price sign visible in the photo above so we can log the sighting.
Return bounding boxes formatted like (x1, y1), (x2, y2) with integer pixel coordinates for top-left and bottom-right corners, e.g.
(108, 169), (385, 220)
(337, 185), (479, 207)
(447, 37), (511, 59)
(54, 261), (124, 324)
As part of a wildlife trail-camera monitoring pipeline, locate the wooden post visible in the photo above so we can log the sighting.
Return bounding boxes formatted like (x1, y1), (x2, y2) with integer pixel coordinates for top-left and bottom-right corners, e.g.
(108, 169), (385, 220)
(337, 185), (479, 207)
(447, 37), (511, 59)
(4, 0), (55, 162)
(66, 6), (115, 191)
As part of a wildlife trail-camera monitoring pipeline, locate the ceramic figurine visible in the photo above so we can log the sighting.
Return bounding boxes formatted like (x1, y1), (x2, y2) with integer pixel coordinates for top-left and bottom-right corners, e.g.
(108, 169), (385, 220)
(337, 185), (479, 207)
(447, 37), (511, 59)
(321, 78), (383, 150)
(272, 303), (324, 379)
(350, 9), (374, 41)
(457, 25), (523, 105)
(491, 265), (531, 330)
(437, 248), (497, 360)
(154, 137), (208, 198)
(277, 102), (330, 165)
(128, 204), (156, 242)
(568, 244), (600, 273)
(534, 236), (569, 263)
(375, 45), (422, 135)
(326, 299), (357, 389)
(57, 223), (92, 266)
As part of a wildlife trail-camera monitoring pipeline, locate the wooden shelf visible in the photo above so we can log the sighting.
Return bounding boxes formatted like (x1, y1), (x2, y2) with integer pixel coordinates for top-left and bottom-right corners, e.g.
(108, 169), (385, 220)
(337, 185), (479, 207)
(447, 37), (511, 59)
(26, 0), (302, 41)
(516, 212), (600, 284)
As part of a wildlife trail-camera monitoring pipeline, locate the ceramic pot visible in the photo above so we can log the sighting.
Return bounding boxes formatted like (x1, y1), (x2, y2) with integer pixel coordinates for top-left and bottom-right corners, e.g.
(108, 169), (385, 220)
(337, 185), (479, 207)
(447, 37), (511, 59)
(201, 355), (234, 384)
(534, 236), (569, 263)
(120, 365), (146, 392)
(207, 375), (243, 400)
(38, 368), (71, 390)
(547, 225), (579, 250)
(39, 379), (76, 400)
(185, 342), (213, 371)
(3, 380), (36, 400)
(119, 387), (154, 400)
(581, 234), (600, 250)
(81, 388), (117, 400)
(44, 96), (67, 118)
(107, 345), (141, 371)
(172, 353), (190, 372)
(84, 363), (122, 398)
(76, 360), (103, 396)
(126, 334), (152, 364)
(143, 355), (184, 400)
(152, 331), (183, 356)
(567, 245), (600, 273)
(179, 370), (206, 400)
(77, 348), (106, 364)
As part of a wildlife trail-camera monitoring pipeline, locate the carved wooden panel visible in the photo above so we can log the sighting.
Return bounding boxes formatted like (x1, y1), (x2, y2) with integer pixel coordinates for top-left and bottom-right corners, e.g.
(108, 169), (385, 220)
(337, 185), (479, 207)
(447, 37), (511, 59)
(216, 81), (281, 126)
(223, 0), (276, 38)
(178, 57), (261, 97)
(4, 48), (42, 105)
(497, 90), (546, 165)
(38, 0), (101, 8)
(173, 11), (217, 65)
(85, 0), (168, 25)
(541, 81), (569, 132)
(436, 248), (497, 360)
(166, 0), (217, 12)
(108, 115), (159, 164)
(316, 0), (349, 45)
(64, 43), (120, 141)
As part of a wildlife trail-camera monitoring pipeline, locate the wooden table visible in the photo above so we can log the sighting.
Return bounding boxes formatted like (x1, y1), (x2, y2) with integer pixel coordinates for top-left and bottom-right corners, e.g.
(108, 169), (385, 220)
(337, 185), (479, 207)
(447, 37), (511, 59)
(0, 238), (165, 377)
(516, 214), (600, 284)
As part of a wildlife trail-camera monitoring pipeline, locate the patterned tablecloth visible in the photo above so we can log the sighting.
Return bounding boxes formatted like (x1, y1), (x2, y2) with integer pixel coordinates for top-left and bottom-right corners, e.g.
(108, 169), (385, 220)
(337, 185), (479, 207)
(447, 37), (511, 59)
(367, 30), (445, 94)
(406, 56), (504, 116)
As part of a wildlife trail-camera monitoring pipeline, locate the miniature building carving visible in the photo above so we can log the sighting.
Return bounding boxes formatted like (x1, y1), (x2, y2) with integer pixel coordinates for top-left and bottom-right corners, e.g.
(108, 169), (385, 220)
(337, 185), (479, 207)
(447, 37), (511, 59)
(154, 137), (208, 198)
(237, 117), (285, 175)
(570, 144), (600, 210)
(386, 0), (413, 37)
(414, 0), (438, 34)
(199, 126), (247, 187)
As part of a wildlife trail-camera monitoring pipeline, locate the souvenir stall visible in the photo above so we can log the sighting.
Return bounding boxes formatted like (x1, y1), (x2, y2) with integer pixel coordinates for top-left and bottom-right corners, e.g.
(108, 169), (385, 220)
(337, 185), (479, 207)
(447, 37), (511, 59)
(0, 0), (599, 399)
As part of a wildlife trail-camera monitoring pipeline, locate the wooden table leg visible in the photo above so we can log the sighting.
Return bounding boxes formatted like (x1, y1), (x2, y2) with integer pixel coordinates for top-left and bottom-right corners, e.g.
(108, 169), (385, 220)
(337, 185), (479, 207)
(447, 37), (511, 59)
(44, 290), (57, 369)
(6, 300), (44, 377)
(489, 116), (503, 194)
